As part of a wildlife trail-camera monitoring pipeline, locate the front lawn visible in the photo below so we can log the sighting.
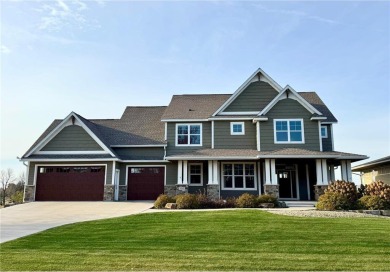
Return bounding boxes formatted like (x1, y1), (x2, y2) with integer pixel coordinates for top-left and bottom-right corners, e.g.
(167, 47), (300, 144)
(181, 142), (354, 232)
(1, 210), (389, 271)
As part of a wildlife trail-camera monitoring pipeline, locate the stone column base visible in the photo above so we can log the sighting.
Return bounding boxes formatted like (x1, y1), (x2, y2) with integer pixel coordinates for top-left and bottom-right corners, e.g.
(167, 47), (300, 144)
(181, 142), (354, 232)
(314, 185), (328, 201)
(264, 184), (279, 198)
(175, 184), (188, 195)
(103, 185), (114, 201)
(24, 186), (35, 202)
(118, 185), (127, 201)
(164, 185), (176, 197)
(207, 184), (220, 200)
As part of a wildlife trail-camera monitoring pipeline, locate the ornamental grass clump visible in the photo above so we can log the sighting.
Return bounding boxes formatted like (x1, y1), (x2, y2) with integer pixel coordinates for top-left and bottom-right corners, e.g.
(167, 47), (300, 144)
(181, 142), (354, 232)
(365, 181), (390, 202)
(175, 194), (199, 209)
(236, 193), (257, 208)
(154, 194), (175, 209)
(358, 195), (389, 210)
(316, 191), (351, 211)
(257, 194), (278, 205)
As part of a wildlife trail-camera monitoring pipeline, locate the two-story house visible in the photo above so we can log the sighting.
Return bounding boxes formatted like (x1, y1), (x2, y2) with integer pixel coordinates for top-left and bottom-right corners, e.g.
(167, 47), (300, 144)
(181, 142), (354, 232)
(21, 68), (367, 202)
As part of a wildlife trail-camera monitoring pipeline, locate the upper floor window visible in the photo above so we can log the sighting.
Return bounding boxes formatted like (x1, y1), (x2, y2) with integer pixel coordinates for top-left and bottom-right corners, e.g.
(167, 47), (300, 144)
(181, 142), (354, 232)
(274, 119), (304, 143)
(176, 124), (202, 146)
(230, 122), (245, 135)
(321, 126), (328, 138)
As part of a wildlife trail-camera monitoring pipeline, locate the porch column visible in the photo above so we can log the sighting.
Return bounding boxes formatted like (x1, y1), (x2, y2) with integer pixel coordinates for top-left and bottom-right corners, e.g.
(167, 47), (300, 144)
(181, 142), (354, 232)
(208, 160), (213, 184)
(329, 164), (335, 182)
(177, 160), (183, 184)
(183, 160), (188, 184)
(314, 159), (328, 200)
(340, 160), (352, 181)
(264, 159), (279, 197)
(212, 160), (219, 184)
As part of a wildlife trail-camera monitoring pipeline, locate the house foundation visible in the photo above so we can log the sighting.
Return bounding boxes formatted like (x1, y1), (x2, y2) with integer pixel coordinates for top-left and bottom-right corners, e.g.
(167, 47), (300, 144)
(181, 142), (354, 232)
(314, 185), (328, 200)
(103, 185), (114, 201)
(264, 184), (279, 198)
(118, 185), (127, 201)
(206, 184), (220, 200)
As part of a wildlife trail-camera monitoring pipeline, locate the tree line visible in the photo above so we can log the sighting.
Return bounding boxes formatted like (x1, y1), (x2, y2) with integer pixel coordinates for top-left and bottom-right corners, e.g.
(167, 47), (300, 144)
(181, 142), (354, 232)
(1, 168), (25, 207)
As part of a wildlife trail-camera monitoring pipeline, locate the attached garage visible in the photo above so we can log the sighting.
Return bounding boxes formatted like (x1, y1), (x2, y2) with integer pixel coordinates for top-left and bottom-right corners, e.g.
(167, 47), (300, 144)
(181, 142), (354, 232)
(35, 165), (106, 201)
(127, 167), (165, 200)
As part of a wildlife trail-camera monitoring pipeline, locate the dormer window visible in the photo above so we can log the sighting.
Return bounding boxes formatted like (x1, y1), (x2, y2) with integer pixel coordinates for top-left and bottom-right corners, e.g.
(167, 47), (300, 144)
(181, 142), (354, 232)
(230, 122), (245, 135)
(321, 126), (328, 138)
(274, 119), (305, 143)
(176, 124), (202, 146)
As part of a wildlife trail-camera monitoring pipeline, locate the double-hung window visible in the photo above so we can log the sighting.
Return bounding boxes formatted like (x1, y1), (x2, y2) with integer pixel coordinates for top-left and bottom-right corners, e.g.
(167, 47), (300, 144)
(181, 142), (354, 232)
(176, 124), (202, 146)
(189, 163), (203, 186)
(274, 119), (304, 143)
(222, 163), (256, 190)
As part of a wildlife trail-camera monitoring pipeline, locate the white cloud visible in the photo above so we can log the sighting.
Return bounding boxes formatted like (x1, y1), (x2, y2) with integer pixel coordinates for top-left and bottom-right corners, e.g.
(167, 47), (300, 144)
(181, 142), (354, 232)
(35, 0), (96, 32)
(1, 45), (11, 54)
(254, 4), (340, 25)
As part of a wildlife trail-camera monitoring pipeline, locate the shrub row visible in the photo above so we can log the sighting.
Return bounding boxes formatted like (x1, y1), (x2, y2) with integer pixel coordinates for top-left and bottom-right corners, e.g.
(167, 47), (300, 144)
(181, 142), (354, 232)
(154, 193), (279, 209)
(317, 181), (390, 211)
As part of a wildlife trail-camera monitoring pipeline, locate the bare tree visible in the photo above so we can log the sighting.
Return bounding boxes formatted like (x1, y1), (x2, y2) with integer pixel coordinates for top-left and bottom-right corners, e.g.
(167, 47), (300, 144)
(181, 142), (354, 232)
(1, 169), (15, 206)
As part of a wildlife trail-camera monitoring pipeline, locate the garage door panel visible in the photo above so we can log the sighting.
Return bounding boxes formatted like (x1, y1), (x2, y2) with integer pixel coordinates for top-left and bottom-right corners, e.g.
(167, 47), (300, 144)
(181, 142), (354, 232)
(127, 167), (164, 200)
(35, 166), (105, 201)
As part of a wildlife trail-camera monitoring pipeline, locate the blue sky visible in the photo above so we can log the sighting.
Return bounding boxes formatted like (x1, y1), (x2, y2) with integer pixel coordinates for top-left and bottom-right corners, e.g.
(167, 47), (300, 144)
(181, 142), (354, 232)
(1, 1), (389, 180)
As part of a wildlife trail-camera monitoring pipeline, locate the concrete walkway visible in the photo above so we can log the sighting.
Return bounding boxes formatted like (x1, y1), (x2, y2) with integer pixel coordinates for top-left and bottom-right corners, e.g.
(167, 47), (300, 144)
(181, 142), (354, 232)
(0, 201), (153, 243)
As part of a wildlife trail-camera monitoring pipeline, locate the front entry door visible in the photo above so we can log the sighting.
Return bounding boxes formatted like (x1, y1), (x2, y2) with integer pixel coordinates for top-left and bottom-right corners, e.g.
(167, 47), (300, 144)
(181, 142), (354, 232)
(278, 170), (298, 199)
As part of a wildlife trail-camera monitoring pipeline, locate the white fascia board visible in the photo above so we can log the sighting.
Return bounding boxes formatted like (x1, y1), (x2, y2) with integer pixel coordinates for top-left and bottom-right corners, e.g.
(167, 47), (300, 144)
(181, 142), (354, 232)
(212, 68), (283, 117)
(339, 155), (369, 160)
(321, 121), (338, 124)
(20, 158), (119, 162)
(111, 145), (167, 147)
(217, 111), (259, 116)
(26, 112), (116, 158)
(252, 117), (269, 122)
(208, 117), (254, 121)
(166, 156), (258, 160)
(311, 117), (327, 120)
(258, 85), (322, 116)
(161, 119), (209, 122)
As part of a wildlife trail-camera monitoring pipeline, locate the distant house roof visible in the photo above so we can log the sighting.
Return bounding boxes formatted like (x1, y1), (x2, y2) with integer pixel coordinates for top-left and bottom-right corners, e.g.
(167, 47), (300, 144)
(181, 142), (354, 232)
(352, 156), (390, 171)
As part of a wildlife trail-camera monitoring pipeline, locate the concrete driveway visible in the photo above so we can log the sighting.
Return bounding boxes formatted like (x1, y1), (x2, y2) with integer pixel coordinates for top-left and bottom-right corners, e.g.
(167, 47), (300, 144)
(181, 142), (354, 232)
(0, 201), (154, 243)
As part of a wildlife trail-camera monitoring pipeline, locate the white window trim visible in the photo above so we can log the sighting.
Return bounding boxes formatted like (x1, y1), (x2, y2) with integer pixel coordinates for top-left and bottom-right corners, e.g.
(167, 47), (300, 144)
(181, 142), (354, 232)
(321, 125), (328, 138)
(188, 163), (203, 186)
(274, 119), (305, 144)
(221, 162), (257, 191)
(175, 123), (203, 147)
(230, 122), (245, 135)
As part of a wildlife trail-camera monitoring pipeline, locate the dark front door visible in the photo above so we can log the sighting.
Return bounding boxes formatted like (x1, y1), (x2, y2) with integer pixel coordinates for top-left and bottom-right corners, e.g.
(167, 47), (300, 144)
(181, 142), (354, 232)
(278, 170), (298, 199)
(35, 166), (105, 201)
(127, 167), (164, 200)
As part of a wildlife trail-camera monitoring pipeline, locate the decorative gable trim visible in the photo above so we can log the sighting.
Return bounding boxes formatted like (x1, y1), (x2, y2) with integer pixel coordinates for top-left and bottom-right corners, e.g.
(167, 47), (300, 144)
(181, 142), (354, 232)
(258, 85), (323, 116)
(212, 68), (283, 116)
(25, 112), (116, 158)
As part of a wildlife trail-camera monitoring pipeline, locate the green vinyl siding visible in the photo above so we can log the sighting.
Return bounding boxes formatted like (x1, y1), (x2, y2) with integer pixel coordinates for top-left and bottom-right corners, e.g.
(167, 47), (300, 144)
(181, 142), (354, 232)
(41, 125), (103, 151)
(166, 122), (211, 155)
(214, 121), (257, 149)
(113, 147), (164, 160)
(260, 99), (320, 151)
(27, 161), (113, 185)
(224, 81), (278, 112)
(322, 125), (333, 151)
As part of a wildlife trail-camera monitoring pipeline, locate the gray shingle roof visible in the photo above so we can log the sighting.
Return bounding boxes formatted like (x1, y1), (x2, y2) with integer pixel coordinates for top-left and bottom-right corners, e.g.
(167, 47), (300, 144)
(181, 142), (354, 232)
(161, 94), (231, 120)
(299, 92), (338, 123)
(352, 156), (390, 171)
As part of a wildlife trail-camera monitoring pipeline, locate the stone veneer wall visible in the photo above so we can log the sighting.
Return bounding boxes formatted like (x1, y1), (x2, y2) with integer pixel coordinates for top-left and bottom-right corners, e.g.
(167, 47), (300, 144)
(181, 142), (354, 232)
(206, 184), (220, 200)
(103, 185), (114, 201)
(264, 185), (279, 198)
(24, 186), (35, 202)
(118, 186), (127, 201)
(314, 185), (328, 201)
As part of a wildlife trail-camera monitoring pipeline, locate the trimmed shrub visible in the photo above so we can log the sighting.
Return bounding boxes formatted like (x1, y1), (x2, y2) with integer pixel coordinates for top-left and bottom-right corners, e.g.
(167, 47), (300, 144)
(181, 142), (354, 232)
(365, 181), (390, 202)
(196, 193), (213, 209)
(236, 193), (257, 208)
(358, 195), (389, 210)
(316, 192), (353, 210)
(325, 180), (358, 203)
(257, 194), (278, 205)
(176, 194), (199, 209)
(154, 194), (175, 209)
(214, 198), (236, 209)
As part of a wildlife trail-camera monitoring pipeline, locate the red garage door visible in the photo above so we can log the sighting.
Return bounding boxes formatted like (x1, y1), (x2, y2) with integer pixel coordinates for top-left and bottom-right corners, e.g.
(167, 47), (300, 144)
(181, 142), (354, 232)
(127, 167), (164, 200)
(35, 166), (105, 201)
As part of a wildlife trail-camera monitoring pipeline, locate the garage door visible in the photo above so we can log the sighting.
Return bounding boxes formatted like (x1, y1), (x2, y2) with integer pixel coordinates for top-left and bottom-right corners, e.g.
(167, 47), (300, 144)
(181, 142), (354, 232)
(127, 167), (164, 200)
(35, 166), (105, 201)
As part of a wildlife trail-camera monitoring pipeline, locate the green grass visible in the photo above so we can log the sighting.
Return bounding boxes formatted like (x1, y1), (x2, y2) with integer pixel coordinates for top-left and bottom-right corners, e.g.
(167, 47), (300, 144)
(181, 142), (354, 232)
(1, 210), (389, 271)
